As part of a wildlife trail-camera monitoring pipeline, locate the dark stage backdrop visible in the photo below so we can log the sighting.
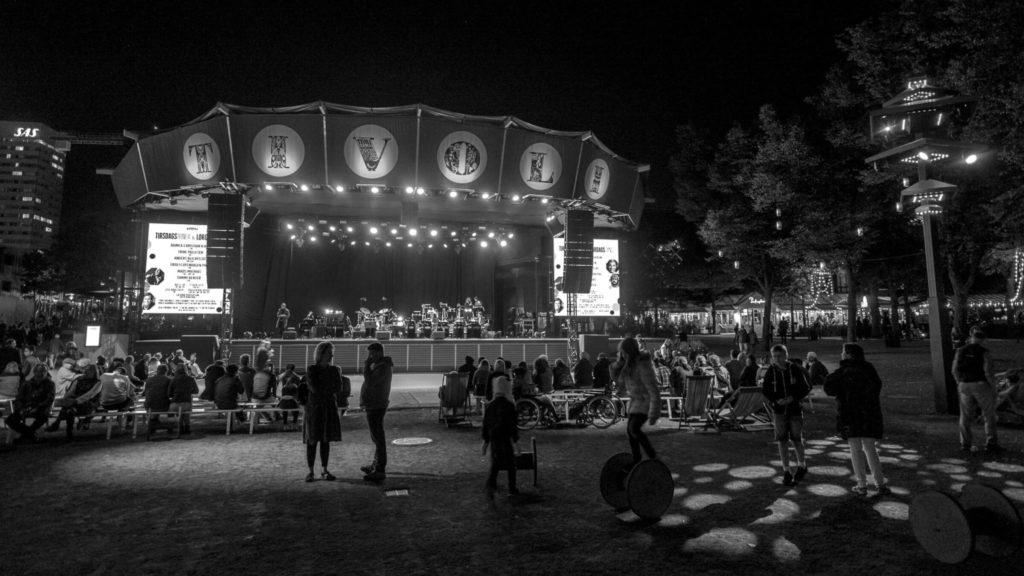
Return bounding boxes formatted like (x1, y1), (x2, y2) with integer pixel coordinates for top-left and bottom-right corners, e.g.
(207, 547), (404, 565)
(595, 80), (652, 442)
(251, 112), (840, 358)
(236, 223), (496, 333)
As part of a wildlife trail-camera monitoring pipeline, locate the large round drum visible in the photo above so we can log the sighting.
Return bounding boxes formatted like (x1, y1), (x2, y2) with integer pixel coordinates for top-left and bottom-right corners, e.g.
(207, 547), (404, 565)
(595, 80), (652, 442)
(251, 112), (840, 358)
(600, 453), (635, 511)
(910, 491), (973, 564)
(626, 459), (674, 520)
(960, 483), (1023, 557)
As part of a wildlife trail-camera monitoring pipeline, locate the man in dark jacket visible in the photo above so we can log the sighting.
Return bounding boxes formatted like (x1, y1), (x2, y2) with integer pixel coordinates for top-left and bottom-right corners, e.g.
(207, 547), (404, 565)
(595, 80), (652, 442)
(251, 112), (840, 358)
(144, 364), (173, 434)
(573, 352), (595, 389)
(952, 328), (1002, 454)
(200, 360), (226, 401)
(762, 344), (811, 486)
(360, 342), (393, 482)
(593, 353), (612, 392)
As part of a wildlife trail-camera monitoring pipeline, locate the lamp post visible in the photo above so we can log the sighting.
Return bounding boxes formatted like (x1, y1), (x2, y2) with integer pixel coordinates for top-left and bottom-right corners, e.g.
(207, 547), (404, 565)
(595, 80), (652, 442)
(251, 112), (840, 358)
(866, 76), (986, 415)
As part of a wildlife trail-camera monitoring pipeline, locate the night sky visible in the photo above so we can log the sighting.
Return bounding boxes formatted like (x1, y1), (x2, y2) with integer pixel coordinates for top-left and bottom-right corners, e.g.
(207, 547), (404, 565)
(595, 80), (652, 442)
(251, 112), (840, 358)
(2, 0), (888, 202)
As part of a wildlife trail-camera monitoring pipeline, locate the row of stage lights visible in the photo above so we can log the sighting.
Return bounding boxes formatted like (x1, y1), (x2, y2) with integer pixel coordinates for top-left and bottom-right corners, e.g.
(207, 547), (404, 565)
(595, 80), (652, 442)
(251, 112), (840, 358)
(284, 220), (515, 250)
(261, 182), (557, 205)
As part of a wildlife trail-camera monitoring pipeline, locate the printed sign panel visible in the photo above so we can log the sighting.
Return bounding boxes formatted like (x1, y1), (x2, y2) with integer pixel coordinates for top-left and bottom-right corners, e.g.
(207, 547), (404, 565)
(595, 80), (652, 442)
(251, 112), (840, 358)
(552, 238), (620, 317)
(144, 223), (226, 315)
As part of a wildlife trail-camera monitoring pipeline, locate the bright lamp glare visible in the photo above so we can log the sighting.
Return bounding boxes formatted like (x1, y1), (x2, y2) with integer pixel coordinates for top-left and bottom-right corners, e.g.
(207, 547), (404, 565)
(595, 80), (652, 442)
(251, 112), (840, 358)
(481, 192), (491, 199)
(307, 225), (315, 231)
(917, 151), (929, 161)
(405, 187), (414, 194)
(480, 240), (488, 248)
(346, 227), (354, 233)
(370, 227), (379, 235)
(409, 229), (418, 236)
(300, 184), (309, 191)
(390, 228), (398, 235)
(965, 154), (978, 164)
(286, 223), (294, 230)
(499, 240), (507, 247)
(511, 194), (521, 202)
(371, 186), (380, 194)
(449, 190), (458, 198)
(335, 185), (344, 192)
(430, 229), (438, 237)
(264, 184), (273, 191)
(416, 188), (425, 195)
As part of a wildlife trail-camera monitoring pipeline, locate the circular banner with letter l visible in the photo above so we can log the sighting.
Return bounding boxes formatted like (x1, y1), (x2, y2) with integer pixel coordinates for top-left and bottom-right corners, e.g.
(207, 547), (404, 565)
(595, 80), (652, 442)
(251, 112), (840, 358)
(584, 158), (611, 201)
(344, 124), (399, 179)
(520, 142), (562, 191)
(437, 131), (487, 184)
(252, 124), (305, 178)
(182, 132), (221, 181)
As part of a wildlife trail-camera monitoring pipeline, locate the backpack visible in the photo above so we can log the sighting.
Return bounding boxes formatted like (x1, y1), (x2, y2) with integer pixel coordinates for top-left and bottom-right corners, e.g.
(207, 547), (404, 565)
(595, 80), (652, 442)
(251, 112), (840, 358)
(954, 343), (986, 382)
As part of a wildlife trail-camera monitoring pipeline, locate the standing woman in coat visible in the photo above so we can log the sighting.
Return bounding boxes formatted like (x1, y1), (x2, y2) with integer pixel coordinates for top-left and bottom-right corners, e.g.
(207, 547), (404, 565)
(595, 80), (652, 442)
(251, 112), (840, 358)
(301, 341), (343, 483)
(824, 343), (889, 496)
(611, 336), (661, 463)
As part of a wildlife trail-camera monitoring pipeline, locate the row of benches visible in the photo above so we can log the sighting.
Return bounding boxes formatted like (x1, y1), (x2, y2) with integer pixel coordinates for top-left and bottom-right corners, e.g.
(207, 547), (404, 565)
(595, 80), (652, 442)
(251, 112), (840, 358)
(0, 399), (315, 442)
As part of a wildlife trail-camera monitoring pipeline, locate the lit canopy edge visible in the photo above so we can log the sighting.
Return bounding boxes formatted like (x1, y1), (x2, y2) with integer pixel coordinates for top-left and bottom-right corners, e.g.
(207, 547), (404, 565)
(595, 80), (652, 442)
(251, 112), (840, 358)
(110, 102), (650, 230)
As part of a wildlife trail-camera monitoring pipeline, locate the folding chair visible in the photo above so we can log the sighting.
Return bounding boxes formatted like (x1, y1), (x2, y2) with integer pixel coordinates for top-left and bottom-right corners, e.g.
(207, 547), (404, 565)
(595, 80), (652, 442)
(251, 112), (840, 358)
(437, 371), (472, 427)
(714, 387), (773, 431)
(677, 375), (714, 431)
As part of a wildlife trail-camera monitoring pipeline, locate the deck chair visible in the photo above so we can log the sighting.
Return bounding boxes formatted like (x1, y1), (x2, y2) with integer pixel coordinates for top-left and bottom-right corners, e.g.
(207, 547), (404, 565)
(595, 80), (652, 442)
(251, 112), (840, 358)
(438, 371), (472, 427)
(715, 387), (773, 431)
(677, 375), (715, 431)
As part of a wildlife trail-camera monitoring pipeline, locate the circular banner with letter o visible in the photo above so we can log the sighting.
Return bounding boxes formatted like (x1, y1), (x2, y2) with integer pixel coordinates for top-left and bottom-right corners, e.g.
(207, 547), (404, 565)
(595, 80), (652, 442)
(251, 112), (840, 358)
(182, 133), (221, 181)
(519, 143), (561, 191)
(584, 158), (611, 201)
(344, 124), (398, 179)
(252, 124), (305, 178)
(437, 131), (487, 184)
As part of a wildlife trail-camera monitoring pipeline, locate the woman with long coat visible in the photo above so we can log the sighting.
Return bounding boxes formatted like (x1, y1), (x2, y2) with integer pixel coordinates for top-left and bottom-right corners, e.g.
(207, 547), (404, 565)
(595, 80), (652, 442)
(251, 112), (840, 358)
(611, 336), (661, 463)
(301, 341), (343, 482)
(824, 343), (889, 496)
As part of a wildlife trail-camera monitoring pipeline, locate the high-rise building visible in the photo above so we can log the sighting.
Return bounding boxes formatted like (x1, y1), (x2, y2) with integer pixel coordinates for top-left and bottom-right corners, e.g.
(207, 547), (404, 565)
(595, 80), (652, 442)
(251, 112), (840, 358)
(0, 121), (68, 294)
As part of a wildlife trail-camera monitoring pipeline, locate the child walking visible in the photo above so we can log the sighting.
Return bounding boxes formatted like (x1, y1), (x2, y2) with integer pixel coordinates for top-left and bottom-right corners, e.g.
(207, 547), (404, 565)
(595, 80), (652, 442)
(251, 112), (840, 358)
(482, 375), (519, 496)
(762, 344), (811, 486)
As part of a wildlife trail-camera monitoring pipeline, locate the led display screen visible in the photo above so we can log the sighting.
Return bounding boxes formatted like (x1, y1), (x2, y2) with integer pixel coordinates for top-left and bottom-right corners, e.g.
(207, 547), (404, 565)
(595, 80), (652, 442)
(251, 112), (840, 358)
(552, 238), (620, 317)
(144, 223), (227, 314)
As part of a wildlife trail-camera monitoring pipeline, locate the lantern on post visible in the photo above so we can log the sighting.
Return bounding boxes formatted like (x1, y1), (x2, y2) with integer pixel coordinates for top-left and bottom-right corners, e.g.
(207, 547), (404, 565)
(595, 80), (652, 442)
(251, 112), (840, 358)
(865, 76), (986, 415)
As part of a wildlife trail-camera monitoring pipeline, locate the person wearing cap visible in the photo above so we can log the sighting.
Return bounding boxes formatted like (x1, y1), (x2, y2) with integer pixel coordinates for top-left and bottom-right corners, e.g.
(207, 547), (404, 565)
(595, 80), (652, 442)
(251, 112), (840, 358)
(360, 342), (393, 482)
(952, 327), (1003, 454)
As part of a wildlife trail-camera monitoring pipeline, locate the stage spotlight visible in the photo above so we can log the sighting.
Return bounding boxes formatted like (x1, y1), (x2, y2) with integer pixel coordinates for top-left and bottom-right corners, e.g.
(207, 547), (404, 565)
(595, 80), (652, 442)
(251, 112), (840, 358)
(407, 242), (413, 248)
(448, 190), (458, 198)
(487, 231), (495, 238)
(405, 186), (414, 194)
(336, 185), (345, 192)
(386, 241), (392, 247)
(365, 241), (371, 246)
(481, 192), (491, 199)
(329, 225), (336, 232)
(430, 229), (438, 237)
(368, 186), (378, 194)
(541, 198), (549, 204)
(499, 240), (507, 247)
(307, 225), (314, 231)
(264, 184), (273, 191)
(508, 232), (514, 239)
(289, 234), (296, 240)
(370, 227), (379, 235)
(309, 236), (316, 242)
(286, 223), (294, 230)
(350, 240), (356, 245)
(428, 244), (433, 249)
(443, 243), (448, 248)
(450, 231), (457, 236)
(511, 194), (521, 202)
(300, 184), (309, 191)
(409, 228), (418, 236)
(480, 240), (488, 248)
(965, 154), (978, 164)
(416, 187), (426, 196)
(346, 226), (354, 233)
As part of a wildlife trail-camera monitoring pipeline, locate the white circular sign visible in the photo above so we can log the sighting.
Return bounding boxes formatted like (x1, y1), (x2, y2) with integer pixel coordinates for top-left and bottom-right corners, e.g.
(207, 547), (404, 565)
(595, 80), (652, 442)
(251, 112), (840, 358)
(182, 132), (220, 181)
(344, 124), (398, 179)
(519, 142), (561, 191)
(437, 131), (487, 184)
(584, 158), (611, 201)
(252, 124), (305, 178)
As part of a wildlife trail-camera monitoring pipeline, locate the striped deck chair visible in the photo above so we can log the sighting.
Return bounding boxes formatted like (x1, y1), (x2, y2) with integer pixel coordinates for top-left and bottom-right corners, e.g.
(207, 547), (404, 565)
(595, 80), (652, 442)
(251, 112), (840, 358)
(715, 387), (773, 431)
(677, 375), (714, 431)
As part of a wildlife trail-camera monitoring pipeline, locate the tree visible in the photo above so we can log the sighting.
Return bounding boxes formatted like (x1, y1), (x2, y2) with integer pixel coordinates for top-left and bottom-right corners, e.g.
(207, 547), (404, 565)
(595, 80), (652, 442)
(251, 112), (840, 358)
(693, 106), (824, 348)
(19, 250), (66, 295)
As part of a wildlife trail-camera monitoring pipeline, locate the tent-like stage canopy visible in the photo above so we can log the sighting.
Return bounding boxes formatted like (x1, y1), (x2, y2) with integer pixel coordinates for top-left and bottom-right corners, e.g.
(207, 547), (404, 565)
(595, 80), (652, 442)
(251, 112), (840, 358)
(110, 102), (649, 231)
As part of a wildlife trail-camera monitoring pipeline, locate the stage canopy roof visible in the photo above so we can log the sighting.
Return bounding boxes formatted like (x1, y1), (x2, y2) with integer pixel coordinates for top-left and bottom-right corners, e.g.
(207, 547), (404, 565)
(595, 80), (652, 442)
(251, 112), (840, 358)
(109, 102), (649, 230)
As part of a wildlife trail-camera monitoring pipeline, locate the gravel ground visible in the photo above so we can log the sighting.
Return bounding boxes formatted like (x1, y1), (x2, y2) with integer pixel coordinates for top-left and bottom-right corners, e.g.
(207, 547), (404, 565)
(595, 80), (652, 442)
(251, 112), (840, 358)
(1, 337), (1021, 576)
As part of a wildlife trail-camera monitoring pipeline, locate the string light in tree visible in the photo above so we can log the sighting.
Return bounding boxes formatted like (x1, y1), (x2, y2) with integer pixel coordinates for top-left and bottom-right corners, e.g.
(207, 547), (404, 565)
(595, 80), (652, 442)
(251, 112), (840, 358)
(809, 263), (834, 307)
(1012, 246), (1024, 304)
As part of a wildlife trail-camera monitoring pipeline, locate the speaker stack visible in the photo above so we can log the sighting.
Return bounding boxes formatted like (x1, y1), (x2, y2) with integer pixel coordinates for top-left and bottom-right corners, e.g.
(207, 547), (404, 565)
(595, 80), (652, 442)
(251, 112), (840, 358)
(563, 209), (594, 294)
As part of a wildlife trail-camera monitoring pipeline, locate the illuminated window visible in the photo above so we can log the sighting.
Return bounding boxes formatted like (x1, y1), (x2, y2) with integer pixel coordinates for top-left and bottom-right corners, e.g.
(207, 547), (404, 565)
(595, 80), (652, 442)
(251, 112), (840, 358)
(21, 213), (30, 219)
(21, 196), (33, 202)
(15, 146), (23, 151)
(12, 171), (22, 176)
(44, 227), (52, 233)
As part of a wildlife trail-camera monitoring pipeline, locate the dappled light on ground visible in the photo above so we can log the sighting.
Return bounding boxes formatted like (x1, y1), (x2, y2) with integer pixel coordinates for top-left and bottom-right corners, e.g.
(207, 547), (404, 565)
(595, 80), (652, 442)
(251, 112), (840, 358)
(728, 465), (777, 479)
(750, 498), (800, 525)
(872, 500), (909, 520)
(682, 493), (732, 510)
(682, 527), (759, 556)
(772, 535), (802, 562)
